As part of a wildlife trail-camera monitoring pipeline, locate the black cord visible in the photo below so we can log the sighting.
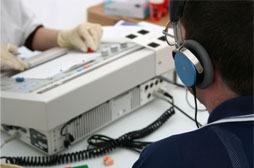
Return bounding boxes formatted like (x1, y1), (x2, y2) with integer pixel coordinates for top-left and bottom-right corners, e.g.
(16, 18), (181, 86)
(158, 75), (206, 113)
(191, 87), (199, 128)
(185, 88), (207, 112)
(158, 76), (185, 88)
(60, 116), (81, 148)
(0, 107), (175, 167)
(170, 101), (202, 127)
(158, 76), (207, 113)
(156, 88), (202, 127)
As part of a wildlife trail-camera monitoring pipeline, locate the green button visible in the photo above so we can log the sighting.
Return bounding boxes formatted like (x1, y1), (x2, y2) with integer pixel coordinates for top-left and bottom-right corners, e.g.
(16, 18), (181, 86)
(73, 165), (88, 168)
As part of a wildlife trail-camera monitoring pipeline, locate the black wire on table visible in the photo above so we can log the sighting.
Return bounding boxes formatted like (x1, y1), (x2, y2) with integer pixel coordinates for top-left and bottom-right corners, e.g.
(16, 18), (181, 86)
(157, 88), (202, 127)
(157, 76), (185, 88)
(0, 107), (175, 166)
(192, 86), (200, 128)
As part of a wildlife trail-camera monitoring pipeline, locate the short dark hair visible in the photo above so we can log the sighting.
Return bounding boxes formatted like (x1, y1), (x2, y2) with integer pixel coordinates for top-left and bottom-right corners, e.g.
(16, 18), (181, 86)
(181, 0), (253, 96)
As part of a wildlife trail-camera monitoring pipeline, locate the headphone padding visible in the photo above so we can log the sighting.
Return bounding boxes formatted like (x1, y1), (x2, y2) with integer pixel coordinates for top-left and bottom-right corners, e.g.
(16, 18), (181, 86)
(183, 40), (213, 89)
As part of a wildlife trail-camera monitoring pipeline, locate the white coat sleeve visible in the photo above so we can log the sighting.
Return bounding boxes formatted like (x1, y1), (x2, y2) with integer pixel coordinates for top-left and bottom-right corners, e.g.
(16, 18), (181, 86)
(0, 0), (42, 47)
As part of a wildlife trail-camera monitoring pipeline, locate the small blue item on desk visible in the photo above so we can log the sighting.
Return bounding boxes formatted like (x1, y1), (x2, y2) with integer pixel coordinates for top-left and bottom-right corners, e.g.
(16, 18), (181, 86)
(15, 77), (25, 82)
(77, 67), (84, 72)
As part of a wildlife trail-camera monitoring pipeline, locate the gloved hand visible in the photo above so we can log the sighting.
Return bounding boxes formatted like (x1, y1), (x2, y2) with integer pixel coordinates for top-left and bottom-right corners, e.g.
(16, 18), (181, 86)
(0, 44), (28, 71)
(0, 163), (24, 168)
(57, 22), (103, 52)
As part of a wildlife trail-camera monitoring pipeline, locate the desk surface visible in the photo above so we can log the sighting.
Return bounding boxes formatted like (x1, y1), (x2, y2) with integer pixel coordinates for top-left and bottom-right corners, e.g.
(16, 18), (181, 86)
(1, 86), (209, 168)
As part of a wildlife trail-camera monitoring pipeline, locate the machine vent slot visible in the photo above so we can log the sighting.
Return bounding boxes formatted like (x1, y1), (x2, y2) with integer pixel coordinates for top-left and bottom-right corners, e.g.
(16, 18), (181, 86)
(131, 87), (141, 109)
(69, 102), (112, 140)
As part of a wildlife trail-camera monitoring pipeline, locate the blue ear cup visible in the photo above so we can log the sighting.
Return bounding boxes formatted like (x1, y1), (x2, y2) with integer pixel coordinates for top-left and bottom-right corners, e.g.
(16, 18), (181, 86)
(174, 51), (197, 87)
(174, 40), (214, 89)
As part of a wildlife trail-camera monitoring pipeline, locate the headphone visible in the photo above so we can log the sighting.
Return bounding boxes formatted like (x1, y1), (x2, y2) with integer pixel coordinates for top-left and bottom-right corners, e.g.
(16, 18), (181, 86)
(167, 0), (213, 89)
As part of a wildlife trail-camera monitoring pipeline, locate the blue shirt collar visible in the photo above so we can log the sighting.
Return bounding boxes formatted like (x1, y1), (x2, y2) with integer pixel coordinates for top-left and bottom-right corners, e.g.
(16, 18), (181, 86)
(208, 95), (254, 123)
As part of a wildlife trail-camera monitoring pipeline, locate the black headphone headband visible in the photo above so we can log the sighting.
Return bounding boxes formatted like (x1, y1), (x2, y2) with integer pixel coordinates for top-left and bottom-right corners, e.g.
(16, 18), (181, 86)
(169, 0), (185, 23)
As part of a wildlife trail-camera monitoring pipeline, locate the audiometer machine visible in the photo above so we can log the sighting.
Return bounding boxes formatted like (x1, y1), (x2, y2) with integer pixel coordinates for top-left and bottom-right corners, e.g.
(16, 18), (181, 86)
(0, 29), (174, 154)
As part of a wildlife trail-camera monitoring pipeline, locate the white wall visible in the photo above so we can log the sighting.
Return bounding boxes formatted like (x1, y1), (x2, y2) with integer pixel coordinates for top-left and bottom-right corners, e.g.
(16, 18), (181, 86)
(22, 0), (103, 29)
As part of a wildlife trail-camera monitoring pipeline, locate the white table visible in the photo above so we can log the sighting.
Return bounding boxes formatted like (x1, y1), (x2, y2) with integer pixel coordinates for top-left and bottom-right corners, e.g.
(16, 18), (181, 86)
(1, 86), (209, 168)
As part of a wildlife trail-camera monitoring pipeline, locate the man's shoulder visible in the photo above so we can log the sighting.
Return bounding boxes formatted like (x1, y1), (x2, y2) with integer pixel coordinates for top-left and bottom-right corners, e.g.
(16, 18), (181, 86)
(132, 126), (231, 168)
(151, 125), (218, 152)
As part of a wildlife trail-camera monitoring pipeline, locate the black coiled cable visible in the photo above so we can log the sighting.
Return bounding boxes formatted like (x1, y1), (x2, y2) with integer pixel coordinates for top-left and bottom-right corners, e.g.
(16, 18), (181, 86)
(1, 107), (175, 167)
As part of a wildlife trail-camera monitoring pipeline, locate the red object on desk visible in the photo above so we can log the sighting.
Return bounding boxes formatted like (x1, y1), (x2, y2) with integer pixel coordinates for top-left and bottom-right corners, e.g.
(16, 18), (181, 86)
(149, 0), (169, 22)
(103, 156), (114, 166)
(87, 48), (94, 53)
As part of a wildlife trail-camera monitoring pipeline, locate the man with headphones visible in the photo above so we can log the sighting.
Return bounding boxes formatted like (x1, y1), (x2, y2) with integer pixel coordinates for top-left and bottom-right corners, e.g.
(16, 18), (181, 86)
(132, 0), (253, 167)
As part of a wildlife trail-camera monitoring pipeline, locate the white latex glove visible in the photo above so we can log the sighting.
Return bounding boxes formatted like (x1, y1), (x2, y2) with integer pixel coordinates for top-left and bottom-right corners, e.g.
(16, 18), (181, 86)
(0, 163), (23, 168)
(57, 22), (103, 52)
(0, 44), (28, 71)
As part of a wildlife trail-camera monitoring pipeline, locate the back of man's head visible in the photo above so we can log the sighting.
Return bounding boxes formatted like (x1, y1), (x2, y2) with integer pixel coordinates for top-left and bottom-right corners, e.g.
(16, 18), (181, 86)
(181, 0), (253, 96)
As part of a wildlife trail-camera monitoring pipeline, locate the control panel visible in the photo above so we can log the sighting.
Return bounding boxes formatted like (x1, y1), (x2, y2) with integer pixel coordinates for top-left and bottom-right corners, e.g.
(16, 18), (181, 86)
(1, 42), (143, 93)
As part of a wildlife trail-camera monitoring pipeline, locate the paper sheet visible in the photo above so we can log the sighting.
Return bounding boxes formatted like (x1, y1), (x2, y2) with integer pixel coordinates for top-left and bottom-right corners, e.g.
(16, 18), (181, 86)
(102, 21), (174, 43)
(102, 26), (142, 43)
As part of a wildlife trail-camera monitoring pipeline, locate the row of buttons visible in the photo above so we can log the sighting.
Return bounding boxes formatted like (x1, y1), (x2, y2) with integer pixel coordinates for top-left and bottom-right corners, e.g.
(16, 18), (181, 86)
(101, 43), (128, 57)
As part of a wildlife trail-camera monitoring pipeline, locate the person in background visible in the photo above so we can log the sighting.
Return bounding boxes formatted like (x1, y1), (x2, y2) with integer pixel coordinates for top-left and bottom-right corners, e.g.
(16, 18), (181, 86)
(0, 0), (103, 71)
(133, 0), (253, 168)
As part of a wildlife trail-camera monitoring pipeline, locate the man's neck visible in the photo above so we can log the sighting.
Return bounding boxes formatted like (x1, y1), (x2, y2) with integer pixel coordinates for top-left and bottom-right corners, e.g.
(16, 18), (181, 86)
(197, 71), (238, 114)
(205, 90), (238, 114)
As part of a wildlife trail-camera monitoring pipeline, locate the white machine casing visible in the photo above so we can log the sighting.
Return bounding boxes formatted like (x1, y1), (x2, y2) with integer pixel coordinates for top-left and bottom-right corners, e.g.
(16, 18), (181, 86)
(1, 28), (175, 155)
